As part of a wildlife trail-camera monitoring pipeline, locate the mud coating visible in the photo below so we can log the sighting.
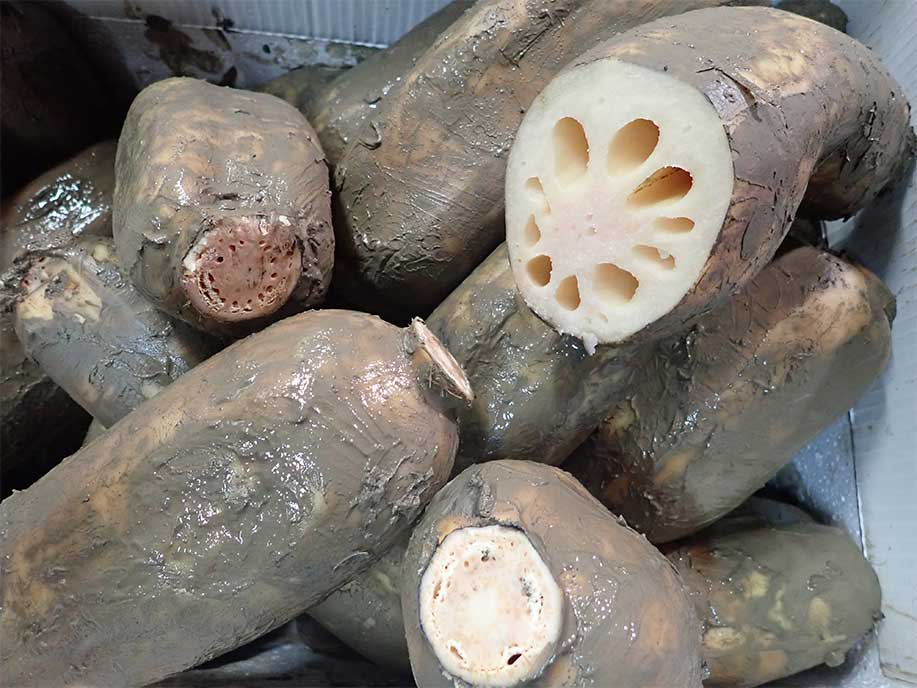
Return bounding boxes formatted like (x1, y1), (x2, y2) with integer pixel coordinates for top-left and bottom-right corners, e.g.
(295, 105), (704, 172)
(0, 314), (90, 496)
(565, 246), (894, 543)
(258, 64), (348, 112)
(13, 238), (216, 427)
(666, 501), (881, 687)
(307, 533), (412, 672)
(550, 6), (911, 341)
(306, 0), (472, 167)
(331, 0), (759, 321)
(0, 140), (116, 267)
(0, 310), (468, 687)
(0, 140), (115, 494)
(402, 461), (703, 688)
(427, 244), (642, 471)
(113, 77), (333, 334)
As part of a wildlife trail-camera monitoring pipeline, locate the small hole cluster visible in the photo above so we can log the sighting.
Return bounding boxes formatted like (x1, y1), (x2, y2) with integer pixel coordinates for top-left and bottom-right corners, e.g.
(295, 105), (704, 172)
(184, 219), (301, 321)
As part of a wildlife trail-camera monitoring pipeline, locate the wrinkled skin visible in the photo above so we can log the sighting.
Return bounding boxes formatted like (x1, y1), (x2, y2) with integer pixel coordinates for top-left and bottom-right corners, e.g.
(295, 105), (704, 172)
(566, 246), (894, 543)
(332, 0), (762, 321)
(427, 244), (643, 471)
(114, 77), (333, 335)
(665, 500), (881, 687)
(562, 6), (911, 339)
(0, 310), (468, 687)
(259, 1), (471, 170)
(0, 3), (124, 193)
(306, 0), (472, 167)
(0, 314), (89, 496)
(0, 140), (116, 266)
(307, 532), (412, 673)
(403, 461), (703, 688)
(13, 238), (216, 427)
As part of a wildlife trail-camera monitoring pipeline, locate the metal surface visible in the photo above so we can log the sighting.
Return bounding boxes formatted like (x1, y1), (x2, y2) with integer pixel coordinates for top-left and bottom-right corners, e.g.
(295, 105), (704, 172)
(768, 0), (917, 682)
(830, 1), (917, 683)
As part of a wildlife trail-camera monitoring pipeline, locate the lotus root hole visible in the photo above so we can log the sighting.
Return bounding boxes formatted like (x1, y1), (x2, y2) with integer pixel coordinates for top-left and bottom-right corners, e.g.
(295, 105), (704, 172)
(525, 177), (551, 215)
(654, 217), (695, 233)
(555, 275), (581, 310)
(628, 167), (692, 206)
(527, 255), (552, 287)
(594, 263), (638, 304)
(553, 117), (589, 186)
(524, 216), (542, 246)
(608, 119), (659, 174)
(633, 245), (676, 270)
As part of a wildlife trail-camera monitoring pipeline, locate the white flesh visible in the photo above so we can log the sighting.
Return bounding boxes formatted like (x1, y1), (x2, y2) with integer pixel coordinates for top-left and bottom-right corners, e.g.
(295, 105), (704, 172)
(506, 60), (734, 349)
(418, 525), (563, 687)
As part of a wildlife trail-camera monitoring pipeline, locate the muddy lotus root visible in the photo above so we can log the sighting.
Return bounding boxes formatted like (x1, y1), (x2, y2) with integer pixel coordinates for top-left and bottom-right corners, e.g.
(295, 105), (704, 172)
(505, 6), (911, 347)
(566, 245), (894, 542)
(0, 310), (470, 687)
(13, 238), (214, 427)
(402, 461), (703, 688)
(667, 500), (882, 687)
(427, 244), (641, 470)
(114, 77), (333, 335)
(332, 0), (748, 321)
(0, 140), (118, 492)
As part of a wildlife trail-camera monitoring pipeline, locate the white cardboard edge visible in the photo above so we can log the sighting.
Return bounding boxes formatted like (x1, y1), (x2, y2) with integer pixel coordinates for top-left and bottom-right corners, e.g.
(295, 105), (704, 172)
(63, 0), (454, 46)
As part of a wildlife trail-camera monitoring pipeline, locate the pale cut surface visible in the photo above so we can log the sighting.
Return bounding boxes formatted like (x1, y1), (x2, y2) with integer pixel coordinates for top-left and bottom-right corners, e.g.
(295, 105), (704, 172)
(506, 60), (734, 348)
(409, 319), (475, 403)
(418, 525), (563, 687)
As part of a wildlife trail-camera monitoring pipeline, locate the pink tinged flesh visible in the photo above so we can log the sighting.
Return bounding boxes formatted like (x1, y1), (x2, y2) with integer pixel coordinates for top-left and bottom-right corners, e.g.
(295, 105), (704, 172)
(181, 217), (301, 322)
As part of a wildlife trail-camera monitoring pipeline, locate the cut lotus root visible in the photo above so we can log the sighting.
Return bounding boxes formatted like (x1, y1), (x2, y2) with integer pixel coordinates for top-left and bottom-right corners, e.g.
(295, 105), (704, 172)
(181, 215), (302, 322)
(418, 525), (564, 687)
(506, 61), (734, 349)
